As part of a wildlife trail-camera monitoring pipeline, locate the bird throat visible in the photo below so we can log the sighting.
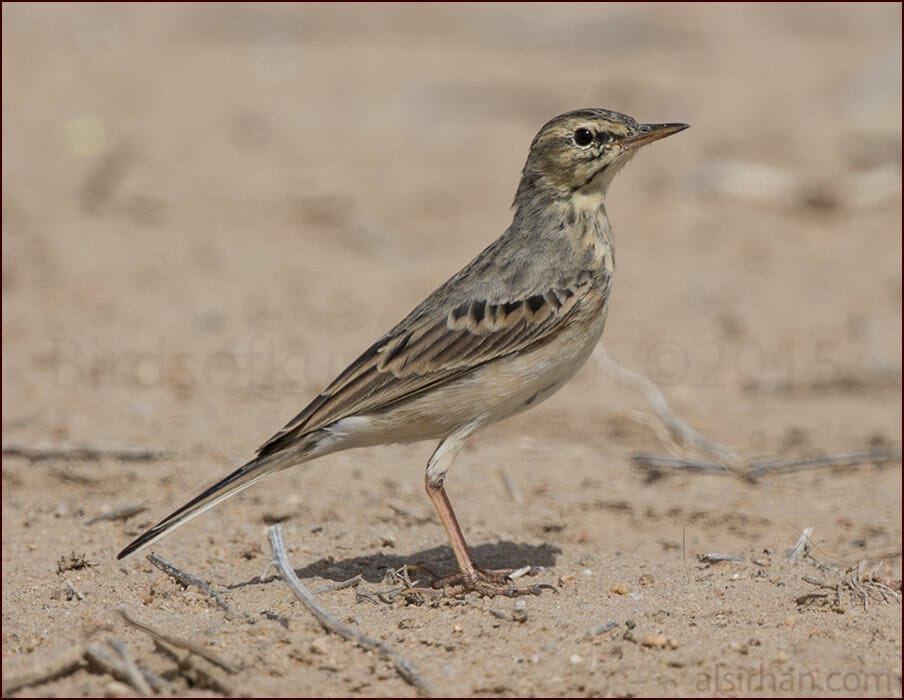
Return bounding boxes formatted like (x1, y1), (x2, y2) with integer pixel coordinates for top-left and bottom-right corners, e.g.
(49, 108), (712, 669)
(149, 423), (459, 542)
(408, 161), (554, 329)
(564, 194), (615, 275)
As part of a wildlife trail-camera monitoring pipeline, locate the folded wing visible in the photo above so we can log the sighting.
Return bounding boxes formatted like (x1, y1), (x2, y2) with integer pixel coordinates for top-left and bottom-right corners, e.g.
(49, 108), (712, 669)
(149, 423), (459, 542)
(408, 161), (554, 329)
(257, 274), (595, 458)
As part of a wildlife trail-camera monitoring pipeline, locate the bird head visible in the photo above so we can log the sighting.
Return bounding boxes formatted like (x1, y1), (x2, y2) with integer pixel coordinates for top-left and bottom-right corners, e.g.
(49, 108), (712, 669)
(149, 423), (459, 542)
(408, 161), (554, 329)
(515, 109), (688, 207)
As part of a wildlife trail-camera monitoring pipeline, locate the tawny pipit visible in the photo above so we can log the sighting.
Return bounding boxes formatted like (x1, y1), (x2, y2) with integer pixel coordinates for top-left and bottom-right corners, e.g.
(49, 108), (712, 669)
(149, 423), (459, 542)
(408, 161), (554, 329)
(119, 109), (687, 596)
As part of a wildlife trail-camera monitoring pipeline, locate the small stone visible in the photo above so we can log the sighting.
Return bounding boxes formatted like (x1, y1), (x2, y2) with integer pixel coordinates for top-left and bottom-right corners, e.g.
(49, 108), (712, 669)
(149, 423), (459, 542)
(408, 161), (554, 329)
(558, 574), (577, 586)
(104, 681), (135, 697)
(512, 599), (528, 623)
(310, 636), (330, 655)
(783, 615), (798, 627)
(569, 654), (584, 665)
(642, 633), (670, 648)
(610, 583), (630, 595)
(638, 574), (655, 586)
(374, 662), (394, 680)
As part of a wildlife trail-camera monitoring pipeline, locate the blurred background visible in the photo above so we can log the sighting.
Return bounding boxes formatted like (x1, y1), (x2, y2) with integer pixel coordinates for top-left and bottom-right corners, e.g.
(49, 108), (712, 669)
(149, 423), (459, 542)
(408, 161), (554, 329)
(2, 4), (901, 697)
(3, 3), (900, 455)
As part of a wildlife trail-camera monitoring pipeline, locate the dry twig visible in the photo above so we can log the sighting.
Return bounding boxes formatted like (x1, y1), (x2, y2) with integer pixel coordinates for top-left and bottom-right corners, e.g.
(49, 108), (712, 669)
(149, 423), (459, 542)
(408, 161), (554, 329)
(633, 449), (900, 482)
(1, 443), (168, 463)
(1, 644), (86, 695)
(584, 620), (619, 638)
(787, 527), (814, 564)
(801, 561), (902, 611)
(64, 581), (86, 601)
(106, 638), (152, 695)
(594, 347), (741, 465)
(595, 348), (901, 484)
(118, 609), (238, 673)
(312, 574), (364, 594)
(268, 525), (434, 696)
(498, 466), (524, 504)
(353, 566), (436, 606)
(147, 553), (230, 611)
(83, 641), (165, 695)
(747, 450), (901, 480)
(85, 501), (147, 525)
(150, 640), (235, 695)
(698, 553), (745, 564)
(632, 454), (727, 475)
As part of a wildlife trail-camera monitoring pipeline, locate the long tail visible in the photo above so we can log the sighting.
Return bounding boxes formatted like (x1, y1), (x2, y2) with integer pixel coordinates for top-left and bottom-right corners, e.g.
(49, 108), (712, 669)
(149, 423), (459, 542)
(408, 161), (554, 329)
(117, 450), (301, 560)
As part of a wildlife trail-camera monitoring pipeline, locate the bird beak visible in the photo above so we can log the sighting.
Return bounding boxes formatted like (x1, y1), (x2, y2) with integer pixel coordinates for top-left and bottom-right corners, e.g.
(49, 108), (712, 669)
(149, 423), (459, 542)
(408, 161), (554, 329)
(620, 122), (689, 149)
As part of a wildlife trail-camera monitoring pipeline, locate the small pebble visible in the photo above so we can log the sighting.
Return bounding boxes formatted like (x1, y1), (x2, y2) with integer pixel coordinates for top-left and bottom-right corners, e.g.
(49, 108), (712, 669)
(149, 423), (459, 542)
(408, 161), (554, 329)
(642, 633), (678, 649)
(509, 566), (532, 579)
(610, 583), (630, 595)
(310, 636), (330, 655)
(558, 574), (577, 586)
(642, 633), (668, 648)
(104, 681), (135, 697)
(783, 615), (798, 627)
(569, 654), (583, 665)
(512, 598), (528, 623)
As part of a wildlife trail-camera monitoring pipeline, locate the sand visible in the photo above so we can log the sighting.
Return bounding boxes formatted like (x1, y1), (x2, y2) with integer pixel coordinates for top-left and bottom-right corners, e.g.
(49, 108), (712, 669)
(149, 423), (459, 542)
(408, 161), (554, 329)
(2, 4), (901, 697)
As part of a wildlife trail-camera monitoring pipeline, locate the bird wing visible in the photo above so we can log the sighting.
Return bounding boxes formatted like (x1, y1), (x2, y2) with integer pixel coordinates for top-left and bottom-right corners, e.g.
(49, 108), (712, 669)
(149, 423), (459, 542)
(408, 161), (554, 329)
(256, 270), (598, 458)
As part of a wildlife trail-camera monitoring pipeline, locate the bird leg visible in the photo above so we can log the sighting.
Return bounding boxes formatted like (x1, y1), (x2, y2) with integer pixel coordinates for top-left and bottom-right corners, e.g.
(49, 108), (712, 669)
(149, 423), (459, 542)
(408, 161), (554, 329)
(424, 477), (553, 598)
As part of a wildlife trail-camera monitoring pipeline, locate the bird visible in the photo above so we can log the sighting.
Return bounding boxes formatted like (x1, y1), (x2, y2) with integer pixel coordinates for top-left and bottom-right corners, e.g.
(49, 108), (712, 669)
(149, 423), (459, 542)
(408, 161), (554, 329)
(118, 108), (688, 597)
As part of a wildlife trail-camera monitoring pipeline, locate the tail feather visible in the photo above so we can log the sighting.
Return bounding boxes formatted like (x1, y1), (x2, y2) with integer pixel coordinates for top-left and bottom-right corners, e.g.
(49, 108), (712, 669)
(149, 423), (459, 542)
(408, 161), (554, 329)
(117, 452), (290, 560)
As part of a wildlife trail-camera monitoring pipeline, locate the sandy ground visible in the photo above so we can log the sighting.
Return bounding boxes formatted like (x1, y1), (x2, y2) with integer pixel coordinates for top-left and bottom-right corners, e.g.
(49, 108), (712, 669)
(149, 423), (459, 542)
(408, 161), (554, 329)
(2, 3), (902, 697)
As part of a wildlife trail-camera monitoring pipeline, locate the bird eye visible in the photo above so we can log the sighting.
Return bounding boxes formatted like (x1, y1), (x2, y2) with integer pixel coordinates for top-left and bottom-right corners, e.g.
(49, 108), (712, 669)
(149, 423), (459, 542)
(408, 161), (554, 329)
(573, 128), (593, 147)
